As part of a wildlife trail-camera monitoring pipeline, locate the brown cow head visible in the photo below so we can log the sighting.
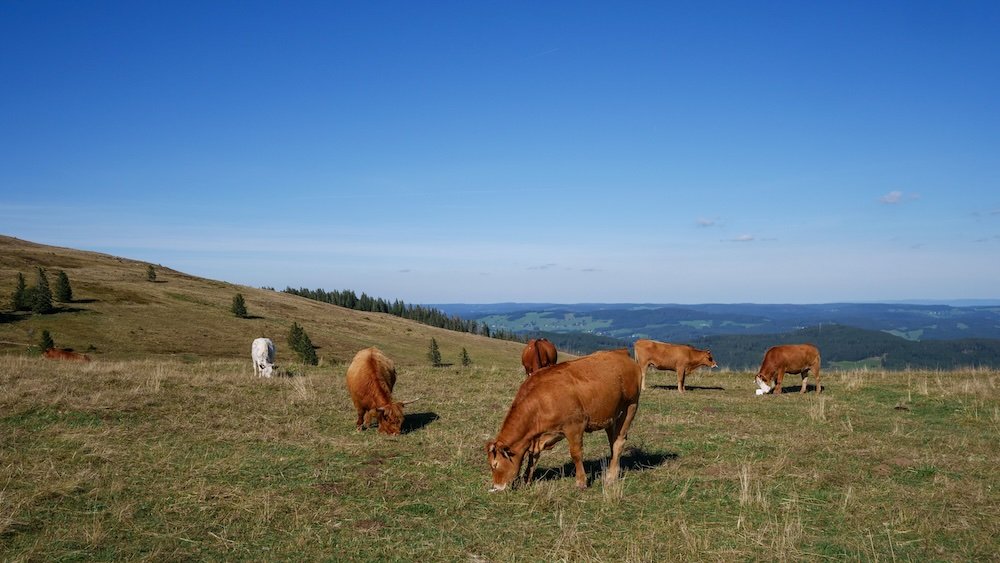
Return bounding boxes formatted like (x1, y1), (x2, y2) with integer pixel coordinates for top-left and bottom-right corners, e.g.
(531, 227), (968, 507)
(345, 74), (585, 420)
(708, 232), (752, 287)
(486, 441), (524, 492)
(375, 402), (405, 435)
(701, 350), (718, 369)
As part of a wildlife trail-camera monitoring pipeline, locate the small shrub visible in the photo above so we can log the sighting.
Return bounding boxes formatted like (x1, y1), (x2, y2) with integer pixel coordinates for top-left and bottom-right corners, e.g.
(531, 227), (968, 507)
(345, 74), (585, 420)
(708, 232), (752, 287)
(231, 293), (248, 318)
(39, 329), (54, 351)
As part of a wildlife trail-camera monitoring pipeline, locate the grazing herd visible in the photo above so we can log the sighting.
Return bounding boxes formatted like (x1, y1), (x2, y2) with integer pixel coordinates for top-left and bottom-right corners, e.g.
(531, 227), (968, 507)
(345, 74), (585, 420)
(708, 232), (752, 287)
(240, 334), (821, 492)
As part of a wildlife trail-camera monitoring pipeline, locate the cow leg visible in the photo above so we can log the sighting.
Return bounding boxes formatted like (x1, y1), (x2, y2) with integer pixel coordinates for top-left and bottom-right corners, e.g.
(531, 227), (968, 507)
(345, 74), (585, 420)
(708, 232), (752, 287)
(774, 369), (785, 394)
(523, 450), (540, 485)
(800, 369), (809, 394)
(566, 426), (587, 489)
(677, 368), (686, 393)
(640, 367), (647, 391)
(606, 403), (639, 482)
(813, 362), (821, 393)
(355, 409), (365, 431)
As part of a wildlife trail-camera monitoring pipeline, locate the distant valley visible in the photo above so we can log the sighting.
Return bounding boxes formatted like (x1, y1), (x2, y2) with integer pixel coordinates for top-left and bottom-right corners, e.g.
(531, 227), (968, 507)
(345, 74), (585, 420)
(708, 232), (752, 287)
(431, 302), (1000, 370)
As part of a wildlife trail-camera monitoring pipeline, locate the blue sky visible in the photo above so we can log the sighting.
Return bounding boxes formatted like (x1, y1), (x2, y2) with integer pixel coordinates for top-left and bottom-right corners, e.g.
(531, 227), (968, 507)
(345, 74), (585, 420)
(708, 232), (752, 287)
(2, 1), (998, 304)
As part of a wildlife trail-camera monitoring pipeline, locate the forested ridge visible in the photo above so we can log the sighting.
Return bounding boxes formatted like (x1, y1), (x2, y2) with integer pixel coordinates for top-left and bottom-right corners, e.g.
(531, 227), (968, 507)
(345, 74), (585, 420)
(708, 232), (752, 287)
(531, 324), (1000, 370)
(283, 287), (522, 342)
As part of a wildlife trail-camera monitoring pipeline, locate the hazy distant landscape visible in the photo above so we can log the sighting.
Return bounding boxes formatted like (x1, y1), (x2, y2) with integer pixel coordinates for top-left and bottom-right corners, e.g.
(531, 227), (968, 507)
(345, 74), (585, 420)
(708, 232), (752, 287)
(433, 302), (1000, 370)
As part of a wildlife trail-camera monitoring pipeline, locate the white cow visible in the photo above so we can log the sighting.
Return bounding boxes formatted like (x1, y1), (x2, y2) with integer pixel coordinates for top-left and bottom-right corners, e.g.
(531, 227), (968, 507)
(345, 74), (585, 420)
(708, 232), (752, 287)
(252, 337), (276, 378)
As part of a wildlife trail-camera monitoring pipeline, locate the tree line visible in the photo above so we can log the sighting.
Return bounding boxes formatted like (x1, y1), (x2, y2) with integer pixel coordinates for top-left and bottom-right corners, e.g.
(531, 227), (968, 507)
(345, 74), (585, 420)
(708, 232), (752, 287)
(8, 267), (73, 315)
(283, 287), (522, 343)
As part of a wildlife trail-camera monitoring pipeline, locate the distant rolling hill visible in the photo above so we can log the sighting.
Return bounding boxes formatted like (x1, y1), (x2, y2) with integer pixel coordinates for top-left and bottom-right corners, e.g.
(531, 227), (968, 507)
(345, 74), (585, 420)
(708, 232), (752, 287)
(432, 303), (1000, 370)
(433, 302), (1000, 342)
(0, 235), (523, 368)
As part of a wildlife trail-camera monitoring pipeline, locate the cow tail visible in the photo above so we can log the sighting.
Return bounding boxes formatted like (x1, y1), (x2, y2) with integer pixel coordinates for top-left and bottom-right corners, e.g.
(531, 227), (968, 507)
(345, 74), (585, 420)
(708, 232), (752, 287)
(535, 340), (543, 371)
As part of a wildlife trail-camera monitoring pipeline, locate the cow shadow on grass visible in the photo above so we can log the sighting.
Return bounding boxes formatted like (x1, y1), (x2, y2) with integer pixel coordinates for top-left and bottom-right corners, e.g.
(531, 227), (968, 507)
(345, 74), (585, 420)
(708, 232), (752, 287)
(533, 446), (678, 487)
(766, 384), (822, 394)
(651, 384), (725, 392)
(401, 412), (439, 434)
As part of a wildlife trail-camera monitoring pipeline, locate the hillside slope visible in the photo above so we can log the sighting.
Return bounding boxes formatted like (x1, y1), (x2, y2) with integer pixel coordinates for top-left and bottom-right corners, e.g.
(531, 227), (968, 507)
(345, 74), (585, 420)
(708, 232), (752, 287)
(0, 235), (524, 367)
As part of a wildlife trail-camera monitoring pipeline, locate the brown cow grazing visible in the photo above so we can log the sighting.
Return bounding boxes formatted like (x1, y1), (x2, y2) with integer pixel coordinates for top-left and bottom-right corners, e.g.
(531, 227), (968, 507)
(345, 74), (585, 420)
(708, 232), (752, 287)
(520, 338), (558, 375)
(43, 348), (91, 362)
(345, 347), (416, 435)
(633, 339), (717, 392)
(755, 344), (821, 394)
(486, 349), (642, 492)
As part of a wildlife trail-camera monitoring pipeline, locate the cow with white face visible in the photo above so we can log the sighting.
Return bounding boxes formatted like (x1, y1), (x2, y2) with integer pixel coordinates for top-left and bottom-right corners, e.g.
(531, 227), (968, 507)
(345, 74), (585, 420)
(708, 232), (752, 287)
(252, 337), (276, 378)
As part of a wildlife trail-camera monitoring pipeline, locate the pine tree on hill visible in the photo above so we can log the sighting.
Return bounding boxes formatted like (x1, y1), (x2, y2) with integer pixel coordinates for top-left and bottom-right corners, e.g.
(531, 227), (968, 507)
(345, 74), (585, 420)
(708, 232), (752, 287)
(10, 272), (29, 311)
(31, 267), (54, 314)
(288, 322), (318, 365)
(231, 293), (248, 318)
(460, 347), (472, 367)
(428, 338), (443, 367)
(39, 329), (54, 351)
(54, 271), (73, 303)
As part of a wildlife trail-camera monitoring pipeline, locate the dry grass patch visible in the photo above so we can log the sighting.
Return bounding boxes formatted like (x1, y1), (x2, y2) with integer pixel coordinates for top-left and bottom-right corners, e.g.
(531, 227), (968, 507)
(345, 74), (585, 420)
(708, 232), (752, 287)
(1, 359), (999, 560)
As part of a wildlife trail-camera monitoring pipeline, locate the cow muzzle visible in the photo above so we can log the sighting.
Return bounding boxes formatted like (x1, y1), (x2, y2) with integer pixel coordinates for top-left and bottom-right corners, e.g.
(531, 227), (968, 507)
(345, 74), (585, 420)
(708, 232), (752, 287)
(755, 376), (772, 395)
(488, 483), (508, 493)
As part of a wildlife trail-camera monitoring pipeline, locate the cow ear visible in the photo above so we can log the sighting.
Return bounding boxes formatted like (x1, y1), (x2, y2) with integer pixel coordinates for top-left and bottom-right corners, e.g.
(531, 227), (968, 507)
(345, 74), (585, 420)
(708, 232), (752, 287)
(487, 442), (497, 455)
(501, 446), (514, 461)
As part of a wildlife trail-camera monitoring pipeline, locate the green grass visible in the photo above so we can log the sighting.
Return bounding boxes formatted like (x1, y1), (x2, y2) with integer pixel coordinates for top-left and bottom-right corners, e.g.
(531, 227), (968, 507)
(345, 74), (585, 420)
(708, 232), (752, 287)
(3, 357), (998, 561)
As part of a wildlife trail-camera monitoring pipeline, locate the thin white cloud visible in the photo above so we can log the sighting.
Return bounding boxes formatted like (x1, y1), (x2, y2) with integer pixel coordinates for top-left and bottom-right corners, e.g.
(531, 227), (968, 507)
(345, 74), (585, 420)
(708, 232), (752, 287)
(879, 190), (920, 204)
(527, 263), (557, 270)
(696, 217), (718, 227)
(730, 234), (755, 242)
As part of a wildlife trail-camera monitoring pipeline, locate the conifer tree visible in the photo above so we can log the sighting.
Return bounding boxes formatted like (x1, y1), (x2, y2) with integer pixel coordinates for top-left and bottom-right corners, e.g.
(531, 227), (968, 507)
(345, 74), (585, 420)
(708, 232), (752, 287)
(54, 270), (73, 303)
(39, 329), (54, 351)
(288, 322), (318, 365)
(146, 264), (157, 282)
(31, 267), (54, 314)
(428, 338), (442, 367)
(10, 272), (29, 311)
(460, 347), (472, 367)
(231, 293), (248, 318)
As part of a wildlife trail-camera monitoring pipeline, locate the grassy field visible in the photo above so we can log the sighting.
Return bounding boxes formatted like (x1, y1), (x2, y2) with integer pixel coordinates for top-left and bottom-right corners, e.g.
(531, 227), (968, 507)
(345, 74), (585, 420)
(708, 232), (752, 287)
(0, 235), (524, 367)
(3, 357), (998, 561)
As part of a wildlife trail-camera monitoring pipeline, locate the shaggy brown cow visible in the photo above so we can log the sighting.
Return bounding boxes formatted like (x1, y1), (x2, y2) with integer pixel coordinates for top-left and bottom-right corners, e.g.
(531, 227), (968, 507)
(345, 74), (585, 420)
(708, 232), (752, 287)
(486, 349), (642, 491)
(755, 344), (821, 394)
(520, 338), (558, 375)
(633, 339), (717, 392)
(345, 347), (415, 435)
(43, 348), (91, 362)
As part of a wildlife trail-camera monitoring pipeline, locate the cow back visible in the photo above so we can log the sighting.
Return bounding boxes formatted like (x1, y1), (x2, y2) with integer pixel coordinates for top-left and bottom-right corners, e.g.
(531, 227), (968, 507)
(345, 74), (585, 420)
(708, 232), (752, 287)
(499, 349), (641, 442)
(43, 348), (90, 361)
(635, 340), (704, 371)
(760, 344), (820, 374)
(345, 346), (396, 408)
(521, 338), (558, 375)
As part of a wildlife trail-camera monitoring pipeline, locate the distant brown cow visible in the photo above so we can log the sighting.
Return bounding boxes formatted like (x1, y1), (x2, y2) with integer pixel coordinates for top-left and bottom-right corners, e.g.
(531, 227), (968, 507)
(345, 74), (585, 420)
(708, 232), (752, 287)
(633, 339), (717, 392)
(520, 338), (558, 375)
(43, 348), (91, 362)
(345, 347), (416, 435)
(486, 349), (642, 491)
(755, 344), (821, 394)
